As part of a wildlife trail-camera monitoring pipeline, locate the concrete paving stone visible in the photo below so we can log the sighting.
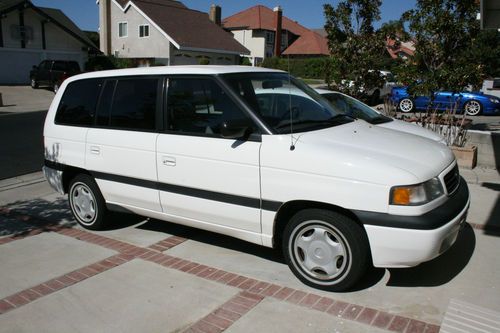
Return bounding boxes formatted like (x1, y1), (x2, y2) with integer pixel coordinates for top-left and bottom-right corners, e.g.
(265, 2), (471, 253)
(166, 228), (500, 325)
(225, 297), (388, 333)
(0, 259), (239, 333)
(0, 232), (117, 299)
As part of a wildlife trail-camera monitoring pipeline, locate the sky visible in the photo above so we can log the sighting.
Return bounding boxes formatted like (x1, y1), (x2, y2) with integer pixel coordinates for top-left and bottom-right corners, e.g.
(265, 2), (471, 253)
(31, 0), (417, 32)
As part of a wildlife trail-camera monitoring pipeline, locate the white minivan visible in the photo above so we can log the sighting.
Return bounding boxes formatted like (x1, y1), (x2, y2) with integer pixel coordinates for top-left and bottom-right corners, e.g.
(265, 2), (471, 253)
(43, 66), (469, 291)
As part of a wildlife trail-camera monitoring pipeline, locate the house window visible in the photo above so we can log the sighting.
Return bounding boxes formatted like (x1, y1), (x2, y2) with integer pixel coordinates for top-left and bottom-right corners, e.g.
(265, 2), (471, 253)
(118, 22), (128, 37)
(139, 24), (149, 38)
(265, 31), (274, 45)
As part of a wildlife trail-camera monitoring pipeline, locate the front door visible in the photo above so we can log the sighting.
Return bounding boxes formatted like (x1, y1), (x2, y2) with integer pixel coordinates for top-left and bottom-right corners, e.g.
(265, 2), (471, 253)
(156, 77), (262, 233)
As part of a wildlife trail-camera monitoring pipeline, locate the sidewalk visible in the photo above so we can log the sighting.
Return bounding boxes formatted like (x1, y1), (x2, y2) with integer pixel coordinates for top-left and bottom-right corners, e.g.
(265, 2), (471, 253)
(0, 168), (499, 333)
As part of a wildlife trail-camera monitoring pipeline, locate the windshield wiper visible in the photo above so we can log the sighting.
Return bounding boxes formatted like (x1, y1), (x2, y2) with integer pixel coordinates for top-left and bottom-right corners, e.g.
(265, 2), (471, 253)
(275, 114), (354, 130)
(369, 115), (393, 124)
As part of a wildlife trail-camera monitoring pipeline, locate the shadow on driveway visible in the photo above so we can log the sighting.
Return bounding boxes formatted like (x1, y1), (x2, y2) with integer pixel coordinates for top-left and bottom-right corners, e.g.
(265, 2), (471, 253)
(2, 197), (476, 292)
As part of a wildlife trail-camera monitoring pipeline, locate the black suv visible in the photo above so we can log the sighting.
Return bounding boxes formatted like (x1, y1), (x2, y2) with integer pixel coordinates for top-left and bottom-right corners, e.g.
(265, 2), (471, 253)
(30, 60), (81, 93)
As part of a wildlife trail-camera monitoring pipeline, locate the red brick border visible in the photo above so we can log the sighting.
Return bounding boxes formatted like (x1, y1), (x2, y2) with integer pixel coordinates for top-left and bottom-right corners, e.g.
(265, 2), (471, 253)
(183, 291), (265, 333)
(1, 208), (441, 332)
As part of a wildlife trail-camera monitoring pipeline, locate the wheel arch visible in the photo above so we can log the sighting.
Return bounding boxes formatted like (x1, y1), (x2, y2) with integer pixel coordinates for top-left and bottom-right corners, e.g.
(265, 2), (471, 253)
(62, 166), (92, 193)
(272, 200), (364, 249)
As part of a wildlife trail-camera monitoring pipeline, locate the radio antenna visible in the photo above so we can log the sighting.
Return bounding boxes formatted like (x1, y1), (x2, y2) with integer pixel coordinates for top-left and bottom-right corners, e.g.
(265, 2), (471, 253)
(287, 44), (294, 150)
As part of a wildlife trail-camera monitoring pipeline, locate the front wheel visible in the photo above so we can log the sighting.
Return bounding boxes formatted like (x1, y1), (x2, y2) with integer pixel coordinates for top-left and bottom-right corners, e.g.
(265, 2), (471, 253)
(463, 100), (482, 116)
(283, 209), (370, 291)
(68, 174), (109, 230)
(31, 78), (39, 89)
(398, 98), (414, 113)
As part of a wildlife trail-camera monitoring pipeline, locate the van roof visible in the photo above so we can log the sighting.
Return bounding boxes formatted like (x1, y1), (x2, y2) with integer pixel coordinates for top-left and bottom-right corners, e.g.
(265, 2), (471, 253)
(69, 65), (285, 82)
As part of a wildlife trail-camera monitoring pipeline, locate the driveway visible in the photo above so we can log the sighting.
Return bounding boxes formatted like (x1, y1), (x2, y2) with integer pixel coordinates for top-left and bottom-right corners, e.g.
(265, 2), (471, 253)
(0, 168), (499, 333)
(0, 85), (54, 114)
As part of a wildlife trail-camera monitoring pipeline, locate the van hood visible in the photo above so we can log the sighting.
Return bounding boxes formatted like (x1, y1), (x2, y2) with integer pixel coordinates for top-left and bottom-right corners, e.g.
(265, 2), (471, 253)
(286, 120), (455, 185)
(378, 119), (445, 143)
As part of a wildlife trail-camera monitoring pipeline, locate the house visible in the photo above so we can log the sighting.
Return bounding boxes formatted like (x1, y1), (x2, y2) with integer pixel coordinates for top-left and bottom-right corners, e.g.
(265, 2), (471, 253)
(0, 0), (97, 84)
(222, 5), (329, 66)
(98, 0), (249, 66)
(386, 38), (415, 60)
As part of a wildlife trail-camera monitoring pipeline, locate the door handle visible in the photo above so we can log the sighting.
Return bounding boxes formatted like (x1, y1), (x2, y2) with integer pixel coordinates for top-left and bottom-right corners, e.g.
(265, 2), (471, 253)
(162, 156), (176, 166)
(90, 146), (100, 155)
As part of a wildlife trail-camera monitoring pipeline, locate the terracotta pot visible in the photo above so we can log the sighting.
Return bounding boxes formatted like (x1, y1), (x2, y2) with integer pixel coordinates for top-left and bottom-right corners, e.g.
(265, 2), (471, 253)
(451, 145), (477, 169)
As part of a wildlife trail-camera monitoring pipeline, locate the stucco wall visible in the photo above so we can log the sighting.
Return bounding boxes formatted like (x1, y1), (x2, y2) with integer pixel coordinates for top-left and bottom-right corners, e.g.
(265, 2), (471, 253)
(232, 29), (265, 60)
(110, 2), (170, 60)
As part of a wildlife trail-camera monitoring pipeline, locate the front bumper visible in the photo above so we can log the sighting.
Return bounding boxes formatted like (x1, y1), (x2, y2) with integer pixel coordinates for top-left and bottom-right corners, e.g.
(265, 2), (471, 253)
(355, 178), (470, 268)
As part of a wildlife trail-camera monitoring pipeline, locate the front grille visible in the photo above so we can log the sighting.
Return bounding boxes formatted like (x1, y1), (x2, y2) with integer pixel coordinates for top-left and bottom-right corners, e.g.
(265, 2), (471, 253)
(444, 165), (460, 194)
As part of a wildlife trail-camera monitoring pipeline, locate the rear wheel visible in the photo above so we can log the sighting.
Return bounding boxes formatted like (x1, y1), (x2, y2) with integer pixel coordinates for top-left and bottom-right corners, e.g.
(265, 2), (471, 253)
(68, 174), (109, 230)
(398, 98), (414, 113)
(283, 209), (370, 291)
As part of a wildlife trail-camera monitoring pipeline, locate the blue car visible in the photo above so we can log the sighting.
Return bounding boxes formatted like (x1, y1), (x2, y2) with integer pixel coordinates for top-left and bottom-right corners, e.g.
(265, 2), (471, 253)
(389, 86), (500, 116)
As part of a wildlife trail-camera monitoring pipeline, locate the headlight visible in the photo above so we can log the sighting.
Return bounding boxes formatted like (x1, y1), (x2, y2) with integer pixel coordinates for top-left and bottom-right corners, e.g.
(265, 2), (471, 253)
(390, 177), (444, 205)
(489, 98), (500, 104)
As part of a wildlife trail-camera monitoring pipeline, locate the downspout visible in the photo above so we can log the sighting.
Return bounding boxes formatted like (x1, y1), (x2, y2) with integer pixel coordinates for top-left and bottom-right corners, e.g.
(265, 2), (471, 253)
(19, 7), (25, 48)
(0, 17), (3, 47)
(41, 20), (47, 49)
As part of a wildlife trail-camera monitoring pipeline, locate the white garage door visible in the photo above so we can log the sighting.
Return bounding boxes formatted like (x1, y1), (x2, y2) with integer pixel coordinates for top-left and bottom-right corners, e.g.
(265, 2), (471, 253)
(0, 49), (41, 84)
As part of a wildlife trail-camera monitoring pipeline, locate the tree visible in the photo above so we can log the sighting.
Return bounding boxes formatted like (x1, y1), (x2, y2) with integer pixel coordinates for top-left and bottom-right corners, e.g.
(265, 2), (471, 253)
(398, 0), (481, 95)
(323, 0), (387, 100)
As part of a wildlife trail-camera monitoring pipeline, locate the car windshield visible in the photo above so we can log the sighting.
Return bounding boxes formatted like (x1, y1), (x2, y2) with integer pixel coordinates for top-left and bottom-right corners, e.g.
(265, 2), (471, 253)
(321, 92), (392, 125)
(222, 73), (353, 134)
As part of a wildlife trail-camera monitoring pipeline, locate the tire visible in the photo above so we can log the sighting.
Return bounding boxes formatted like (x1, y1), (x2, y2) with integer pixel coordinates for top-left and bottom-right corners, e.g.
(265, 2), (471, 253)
(463, 100), (482, 116)
(68, 174), (109, 230)
(398, 98), (414, 113)
(53, 82), (60, 94)
(30, 78), (39, 89)
(282, 209), (370, 292)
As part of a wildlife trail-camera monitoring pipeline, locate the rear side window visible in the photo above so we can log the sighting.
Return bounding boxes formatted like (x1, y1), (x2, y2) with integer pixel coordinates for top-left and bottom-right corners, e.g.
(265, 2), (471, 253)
(53, 61), (66, 71)
(109, 78), (158, 130)
(55, 79), (103, 126)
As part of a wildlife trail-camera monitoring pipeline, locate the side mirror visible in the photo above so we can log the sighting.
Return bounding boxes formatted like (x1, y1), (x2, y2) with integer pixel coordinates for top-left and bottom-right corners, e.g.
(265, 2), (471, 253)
(220, 122), (252, 140)
(32, 65), (38, 70)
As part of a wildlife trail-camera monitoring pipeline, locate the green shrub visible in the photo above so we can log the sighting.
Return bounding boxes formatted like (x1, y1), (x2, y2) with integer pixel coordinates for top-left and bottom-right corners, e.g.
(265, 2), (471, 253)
(260, 57), (328, 79)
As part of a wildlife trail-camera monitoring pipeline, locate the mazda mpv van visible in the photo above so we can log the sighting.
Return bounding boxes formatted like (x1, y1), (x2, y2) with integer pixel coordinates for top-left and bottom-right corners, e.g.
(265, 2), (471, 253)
(43, 66), (470, 291)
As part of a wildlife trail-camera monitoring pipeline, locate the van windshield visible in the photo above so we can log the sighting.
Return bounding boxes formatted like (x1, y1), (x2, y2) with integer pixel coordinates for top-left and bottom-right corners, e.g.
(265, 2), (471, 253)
(222, 73), (353, 134)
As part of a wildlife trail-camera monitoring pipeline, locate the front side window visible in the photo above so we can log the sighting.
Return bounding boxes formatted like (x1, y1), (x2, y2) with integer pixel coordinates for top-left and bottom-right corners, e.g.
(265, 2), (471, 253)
(223, 73), (353, 134)
(109, 78), (158, 130)
(166, 78), (255, 136)
(139, 24), (149, 38)
(55, 79), (103, 126)
(118, 22), (128, 37)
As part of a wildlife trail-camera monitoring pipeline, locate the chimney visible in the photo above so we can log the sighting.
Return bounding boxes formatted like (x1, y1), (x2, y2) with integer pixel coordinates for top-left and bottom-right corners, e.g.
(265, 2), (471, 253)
(273, 6), (282, 57)
(99, 0), (112, 55)
(209, 4), (221, 26)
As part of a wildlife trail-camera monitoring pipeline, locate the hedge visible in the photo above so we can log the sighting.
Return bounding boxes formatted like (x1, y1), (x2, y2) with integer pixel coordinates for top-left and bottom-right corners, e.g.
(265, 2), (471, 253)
(260, 57), (328, 79)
